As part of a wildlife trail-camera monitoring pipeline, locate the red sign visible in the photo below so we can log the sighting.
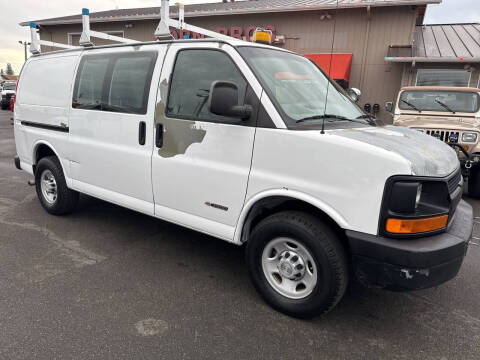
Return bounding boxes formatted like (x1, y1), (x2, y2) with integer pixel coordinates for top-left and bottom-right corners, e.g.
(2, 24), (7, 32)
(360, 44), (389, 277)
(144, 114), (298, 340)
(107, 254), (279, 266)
(303, 53), (353, 82)
(169, 25), (276, 42)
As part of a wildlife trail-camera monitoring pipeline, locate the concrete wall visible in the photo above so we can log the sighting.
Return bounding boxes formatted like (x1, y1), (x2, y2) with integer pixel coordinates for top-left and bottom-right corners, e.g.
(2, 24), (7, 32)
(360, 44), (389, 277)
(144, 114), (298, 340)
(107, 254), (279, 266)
(39, 5), (420, 123)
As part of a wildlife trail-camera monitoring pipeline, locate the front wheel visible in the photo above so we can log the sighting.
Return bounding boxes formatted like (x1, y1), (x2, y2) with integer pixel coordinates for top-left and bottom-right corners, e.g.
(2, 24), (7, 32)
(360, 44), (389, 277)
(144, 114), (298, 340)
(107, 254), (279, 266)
(246, 211), (348, 318)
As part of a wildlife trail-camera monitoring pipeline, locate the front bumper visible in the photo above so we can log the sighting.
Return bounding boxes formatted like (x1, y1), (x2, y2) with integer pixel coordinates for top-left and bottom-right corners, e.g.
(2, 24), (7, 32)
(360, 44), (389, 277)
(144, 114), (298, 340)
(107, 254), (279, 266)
(347, 200), (472, 291)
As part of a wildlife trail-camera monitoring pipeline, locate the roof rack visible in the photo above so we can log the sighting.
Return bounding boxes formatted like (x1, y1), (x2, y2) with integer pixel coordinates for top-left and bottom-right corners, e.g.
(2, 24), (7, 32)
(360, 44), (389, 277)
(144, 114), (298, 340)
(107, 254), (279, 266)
(79, 8), (137, 46)
(30, 1), (236, 55)
(29, 22), (78, 54)
(154, 0), (235, 41)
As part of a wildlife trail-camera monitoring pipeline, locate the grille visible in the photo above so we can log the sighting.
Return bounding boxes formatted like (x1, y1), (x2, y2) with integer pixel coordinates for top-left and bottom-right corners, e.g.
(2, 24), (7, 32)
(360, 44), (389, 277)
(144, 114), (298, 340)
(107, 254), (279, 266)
(424, 129), (460, 144)
(447, 168), (462, 194)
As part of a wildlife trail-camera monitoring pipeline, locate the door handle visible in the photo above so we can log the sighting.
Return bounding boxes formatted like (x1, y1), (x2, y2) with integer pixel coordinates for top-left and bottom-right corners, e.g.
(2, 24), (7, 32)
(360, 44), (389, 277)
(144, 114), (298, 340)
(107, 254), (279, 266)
(138, 121), (146, 145)
(155, 123), (164, 148)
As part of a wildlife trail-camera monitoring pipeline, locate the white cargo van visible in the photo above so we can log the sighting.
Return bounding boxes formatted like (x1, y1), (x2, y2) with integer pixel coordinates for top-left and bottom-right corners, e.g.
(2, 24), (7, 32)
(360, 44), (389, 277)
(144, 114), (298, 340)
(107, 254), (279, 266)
(13, 38), (472, 318)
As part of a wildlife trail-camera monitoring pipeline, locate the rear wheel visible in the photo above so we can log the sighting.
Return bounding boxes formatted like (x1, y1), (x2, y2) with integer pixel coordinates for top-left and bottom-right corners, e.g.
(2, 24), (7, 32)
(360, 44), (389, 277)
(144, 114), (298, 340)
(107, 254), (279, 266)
(35, 156), (78, 215)
(468, 164), (480, 198)
(246, 211), (348, 318)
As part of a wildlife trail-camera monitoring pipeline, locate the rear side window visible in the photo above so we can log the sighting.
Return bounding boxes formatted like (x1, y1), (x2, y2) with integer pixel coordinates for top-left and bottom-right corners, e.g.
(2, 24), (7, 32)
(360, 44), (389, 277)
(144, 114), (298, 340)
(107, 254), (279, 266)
(18, 56), (77, 107)
(109, 56), (153, 112)
(166, 49), (247, 122)
(74, 58), (109, 108)
(73, 51), (157, 114)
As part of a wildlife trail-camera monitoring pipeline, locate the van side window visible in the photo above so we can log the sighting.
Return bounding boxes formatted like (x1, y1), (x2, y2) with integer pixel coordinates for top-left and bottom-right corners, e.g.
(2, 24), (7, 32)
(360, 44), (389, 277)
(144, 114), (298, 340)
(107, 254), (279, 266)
(108, 55), (156, 114)
(73, 58), (109, 109)
(73, 52), (157, 114)
(166, 49), (247, 122)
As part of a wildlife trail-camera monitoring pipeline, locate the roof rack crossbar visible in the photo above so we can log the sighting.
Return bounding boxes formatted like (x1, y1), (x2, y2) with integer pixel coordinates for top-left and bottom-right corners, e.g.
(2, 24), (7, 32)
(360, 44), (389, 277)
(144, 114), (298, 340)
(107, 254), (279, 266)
(155, 0), (235, 42)
(29, 22), (78, 54)
(79, 8), (137, 46)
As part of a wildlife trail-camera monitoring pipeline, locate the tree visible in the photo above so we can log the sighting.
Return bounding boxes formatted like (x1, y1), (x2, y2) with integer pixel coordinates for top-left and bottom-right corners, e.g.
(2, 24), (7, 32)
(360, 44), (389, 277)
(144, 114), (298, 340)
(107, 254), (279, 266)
(6, 63), (14, 75)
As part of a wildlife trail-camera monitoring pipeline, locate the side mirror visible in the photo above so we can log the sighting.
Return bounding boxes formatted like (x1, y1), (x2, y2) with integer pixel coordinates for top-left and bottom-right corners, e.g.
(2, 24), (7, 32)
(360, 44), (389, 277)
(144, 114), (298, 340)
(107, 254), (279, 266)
(347, 88), (361, 103)
(385, 101), (393, 113)
(208, 81), (252, 120)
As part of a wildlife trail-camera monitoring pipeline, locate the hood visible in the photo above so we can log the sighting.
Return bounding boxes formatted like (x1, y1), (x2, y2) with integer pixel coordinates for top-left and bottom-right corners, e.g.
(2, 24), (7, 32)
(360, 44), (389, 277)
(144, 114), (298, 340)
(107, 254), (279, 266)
(395, 114), (480, 132)
(333, 125), (459, 177)
(1, 90), (15, 95)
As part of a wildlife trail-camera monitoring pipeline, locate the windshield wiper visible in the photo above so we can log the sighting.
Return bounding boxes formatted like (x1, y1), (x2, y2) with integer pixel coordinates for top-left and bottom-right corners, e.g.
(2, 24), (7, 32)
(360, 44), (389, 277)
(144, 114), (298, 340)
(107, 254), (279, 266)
(401, 99), (421, 112)
(296, 114), (370, 125)
(296, 114), (349, 123)
(435, 98), (455, 114)
(355, 114), (377, 125)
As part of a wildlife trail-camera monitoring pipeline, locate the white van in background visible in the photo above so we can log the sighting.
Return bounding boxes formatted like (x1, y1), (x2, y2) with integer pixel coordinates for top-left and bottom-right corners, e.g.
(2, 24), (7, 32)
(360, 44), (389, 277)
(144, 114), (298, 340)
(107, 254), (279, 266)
(13, 38), (472, 318)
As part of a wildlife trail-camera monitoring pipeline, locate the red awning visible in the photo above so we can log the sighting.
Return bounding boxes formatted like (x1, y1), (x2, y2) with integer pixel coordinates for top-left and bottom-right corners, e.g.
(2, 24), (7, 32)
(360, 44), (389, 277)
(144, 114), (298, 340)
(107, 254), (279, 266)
(303, 53), (353, 82)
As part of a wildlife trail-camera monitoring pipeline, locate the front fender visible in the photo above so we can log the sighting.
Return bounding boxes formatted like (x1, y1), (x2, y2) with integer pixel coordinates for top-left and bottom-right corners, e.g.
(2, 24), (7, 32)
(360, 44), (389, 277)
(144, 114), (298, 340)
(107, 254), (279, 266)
(233, 188), (350, 245)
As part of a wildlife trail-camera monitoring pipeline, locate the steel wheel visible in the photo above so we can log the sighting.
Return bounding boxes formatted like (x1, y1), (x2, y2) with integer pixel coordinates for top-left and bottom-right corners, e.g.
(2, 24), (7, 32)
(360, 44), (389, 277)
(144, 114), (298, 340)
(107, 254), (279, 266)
(40, 169), (58, 204)
(261, 237), (318, 299)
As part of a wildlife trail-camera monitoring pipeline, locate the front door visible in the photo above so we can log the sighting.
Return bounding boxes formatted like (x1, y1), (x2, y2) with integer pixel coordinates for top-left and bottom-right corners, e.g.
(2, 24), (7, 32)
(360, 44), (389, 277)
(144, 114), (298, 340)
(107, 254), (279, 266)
(151, 43), (258, 240)
(69, 47), (164, 215)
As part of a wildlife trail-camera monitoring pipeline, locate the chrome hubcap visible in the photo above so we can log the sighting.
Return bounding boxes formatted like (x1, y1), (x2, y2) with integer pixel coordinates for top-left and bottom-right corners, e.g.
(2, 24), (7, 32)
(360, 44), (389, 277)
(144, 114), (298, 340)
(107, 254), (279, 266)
(40, 170), (57, 204)
(262, 238), (317, 299)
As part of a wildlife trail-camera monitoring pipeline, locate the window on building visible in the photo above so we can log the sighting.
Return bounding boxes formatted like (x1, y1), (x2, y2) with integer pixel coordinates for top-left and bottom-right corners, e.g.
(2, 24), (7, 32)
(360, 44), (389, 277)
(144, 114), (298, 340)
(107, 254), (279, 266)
(166, 49), (247, 122)
(416, 69), (470, 87)
(73, 52), (157, 114)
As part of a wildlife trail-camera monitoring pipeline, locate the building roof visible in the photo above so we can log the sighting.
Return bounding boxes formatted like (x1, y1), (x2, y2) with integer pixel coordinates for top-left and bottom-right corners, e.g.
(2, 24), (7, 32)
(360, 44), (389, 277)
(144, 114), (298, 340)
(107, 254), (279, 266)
(0, 75), (18, 81)
(20, 0), (441, 26)
(386, 23), (480, 63)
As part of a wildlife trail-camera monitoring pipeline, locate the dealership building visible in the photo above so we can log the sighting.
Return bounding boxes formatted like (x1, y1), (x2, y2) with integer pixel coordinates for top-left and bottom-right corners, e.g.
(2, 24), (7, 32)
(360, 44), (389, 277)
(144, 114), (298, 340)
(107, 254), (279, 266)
(21, 0), (480, 122)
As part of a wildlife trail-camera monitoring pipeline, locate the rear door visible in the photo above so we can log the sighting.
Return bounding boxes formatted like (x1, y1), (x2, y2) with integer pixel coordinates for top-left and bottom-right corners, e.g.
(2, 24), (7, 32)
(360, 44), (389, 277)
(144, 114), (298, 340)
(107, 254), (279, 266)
(151, 43), (261, 240)
(69, 46), (165, 214)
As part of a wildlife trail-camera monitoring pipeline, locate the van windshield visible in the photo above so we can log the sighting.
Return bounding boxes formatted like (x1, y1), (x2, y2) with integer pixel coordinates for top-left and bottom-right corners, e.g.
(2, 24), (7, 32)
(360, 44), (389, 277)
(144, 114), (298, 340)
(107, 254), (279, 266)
(238, 47), (368, 128)
(3, 83), (15, 91)
(399, 90), (480, 113)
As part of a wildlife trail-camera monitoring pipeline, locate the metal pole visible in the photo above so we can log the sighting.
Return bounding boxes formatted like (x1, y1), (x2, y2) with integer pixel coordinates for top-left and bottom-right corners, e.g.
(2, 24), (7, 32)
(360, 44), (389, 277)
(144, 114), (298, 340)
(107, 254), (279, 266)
(24, 42), (27, 61)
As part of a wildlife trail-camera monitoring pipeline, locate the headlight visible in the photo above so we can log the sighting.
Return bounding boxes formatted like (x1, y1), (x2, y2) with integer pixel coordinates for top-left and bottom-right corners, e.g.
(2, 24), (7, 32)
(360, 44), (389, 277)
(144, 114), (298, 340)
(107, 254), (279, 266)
(380, 178), (450, 238)
(462, 132), (478, 143)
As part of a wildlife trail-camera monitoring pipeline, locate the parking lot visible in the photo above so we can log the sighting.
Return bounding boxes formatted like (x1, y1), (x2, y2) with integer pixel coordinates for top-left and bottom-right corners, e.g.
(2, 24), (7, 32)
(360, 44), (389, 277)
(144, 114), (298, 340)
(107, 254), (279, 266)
(0, 109), (479, 359)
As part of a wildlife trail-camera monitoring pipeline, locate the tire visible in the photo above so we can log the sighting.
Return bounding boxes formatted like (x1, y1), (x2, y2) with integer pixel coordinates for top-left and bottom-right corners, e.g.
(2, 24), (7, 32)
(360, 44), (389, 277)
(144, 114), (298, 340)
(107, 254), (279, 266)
(1, 103), (7, 110)
(35, 156), (79, 215)
(246, 211), (348, 319)
(468, 164), (480, 199)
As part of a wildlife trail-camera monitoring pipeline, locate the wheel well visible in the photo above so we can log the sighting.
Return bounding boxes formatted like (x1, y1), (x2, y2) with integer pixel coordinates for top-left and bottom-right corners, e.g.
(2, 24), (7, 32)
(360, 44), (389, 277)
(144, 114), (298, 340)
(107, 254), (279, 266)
(241, 196), (349, 252)
(33, 144), (56, 173)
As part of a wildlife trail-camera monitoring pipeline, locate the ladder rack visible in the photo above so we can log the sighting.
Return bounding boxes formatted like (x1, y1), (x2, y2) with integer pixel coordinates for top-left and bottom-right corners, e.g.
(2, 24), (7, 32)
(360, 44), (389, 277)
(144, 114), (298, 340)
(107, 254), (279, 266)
(79, 8), (137, 46)
(29, 22), (78, 54)
(29, 1), (237, 55)
(155, 1), (235, 42)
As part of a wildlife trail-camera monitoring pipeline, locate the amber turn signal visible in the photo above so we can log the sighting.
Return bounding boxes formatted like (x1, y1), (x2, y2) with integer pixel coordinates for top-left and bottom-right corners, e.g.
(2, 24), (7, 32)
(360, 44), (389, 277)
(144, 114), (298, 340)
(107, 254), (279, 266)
(386, 215), (448, 234)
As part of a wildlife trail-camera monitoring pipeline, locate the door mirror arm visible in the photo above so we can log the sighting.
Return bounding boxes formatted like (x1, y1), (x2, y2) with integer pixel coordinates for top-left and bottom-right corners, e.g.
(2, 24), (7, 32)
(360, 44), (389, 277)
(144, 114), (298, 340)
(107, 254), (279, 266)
(208, 81), (252, 120)
(229, 104), (253, 119)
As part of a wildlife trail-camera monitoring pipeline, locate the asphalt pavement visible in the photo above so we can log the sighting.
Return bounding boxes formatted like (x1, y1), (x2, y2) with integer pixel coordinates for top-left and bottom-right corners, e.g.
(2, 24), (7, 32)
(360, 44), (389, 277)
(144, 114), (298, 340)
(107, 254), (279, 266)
(1, 109), (479, 359)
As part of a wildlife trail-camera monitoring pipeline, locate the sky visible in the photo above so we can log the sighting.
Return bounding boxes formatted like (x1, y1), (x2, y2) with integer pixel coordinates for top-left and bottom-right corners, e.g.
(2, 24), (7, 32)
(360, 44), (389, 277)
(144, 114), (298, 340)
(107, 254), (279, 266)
(1, 0), (479, 74)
